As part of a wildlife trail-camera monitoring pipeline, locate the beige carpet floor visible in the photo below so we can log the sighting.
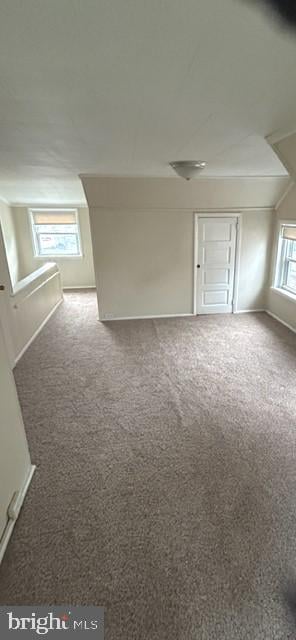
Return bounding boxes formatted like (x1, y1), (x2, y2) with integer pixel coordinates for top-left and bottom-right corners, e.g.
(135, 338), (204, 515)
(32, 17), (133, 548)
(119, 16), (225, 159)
(1, 291), (296, 639)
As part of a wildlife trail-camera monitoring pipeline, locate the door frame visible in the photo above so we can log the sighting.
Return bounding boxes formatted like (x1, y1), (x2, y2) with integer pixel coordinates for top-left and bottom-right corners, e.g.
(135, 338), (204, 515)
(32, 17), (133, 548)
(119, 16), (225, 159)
(193, 212), (242, 315)
(0, 222), (15, 367)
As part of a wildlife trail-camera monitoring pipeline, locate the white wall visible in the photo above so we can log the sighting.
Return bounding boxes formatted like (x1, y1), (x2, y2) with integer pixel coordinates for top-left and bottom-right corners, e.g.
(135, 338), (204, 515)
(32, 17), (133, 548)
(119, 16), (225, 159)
(83, 177), (278, 319)
(92, 209), (194, 317)
(12, 206), (95, 289)
(90, 208), (273, 319)
(237, 210), (273, 311)
(0, 200), (20, 287)
(0, 221), (34, 558)
(267, 183), (296, 331)
(0, 314), (33, 561)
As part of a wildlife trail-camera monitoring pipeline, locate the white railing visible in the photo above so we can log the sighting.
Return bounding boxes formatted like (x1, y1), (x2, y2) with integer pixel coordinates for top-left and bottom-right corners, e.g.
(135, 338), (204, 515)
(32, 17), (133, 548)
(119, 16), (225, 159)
(10, 263), (63, 364)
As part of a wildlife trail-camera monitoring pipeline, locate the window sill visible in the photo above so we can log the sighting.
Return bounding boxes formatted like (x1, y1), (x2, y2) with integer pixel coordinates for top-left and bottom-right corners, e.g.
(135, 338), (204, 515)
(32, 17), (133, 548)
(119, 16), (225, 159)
(271, 287), (296, 303)
(34, 255), (83, 260)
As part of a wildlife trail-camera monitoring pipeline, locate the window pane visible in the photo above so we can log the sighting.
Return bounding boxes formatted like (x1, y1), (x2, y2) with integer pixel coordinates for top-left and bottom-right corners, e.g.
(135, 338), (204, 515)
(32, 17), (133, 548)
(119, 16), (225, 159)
(292, 240), (296, 260)
(35, 224), (77, 234)
(286, 261), (296, 293)
(37, 233), (79, 256)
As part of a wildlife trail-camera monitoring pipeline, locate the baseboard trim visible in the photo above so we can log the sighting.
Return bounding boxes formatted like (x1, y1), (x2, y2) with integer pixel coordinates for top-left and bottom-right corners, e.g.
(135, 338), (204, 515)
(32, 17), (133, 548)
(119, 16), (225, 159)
(100, 313), (195, 321)
(98, 309), (296, 336)
(14, 298), (63, 366)
(0, 464), (36, 564)
(63, 286), (96, 290)
(233, 309), (265, 314)
(101, 310), (268, 321)
(266, 310), (296, 334)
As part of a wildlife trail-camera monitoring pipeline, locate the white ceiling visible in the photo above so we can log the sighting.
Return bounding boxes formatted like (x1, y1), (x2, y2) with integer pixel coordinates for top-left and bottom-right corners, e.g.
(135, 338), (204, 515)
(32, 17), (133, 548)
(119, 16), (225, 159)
(0, 0), (296, 204)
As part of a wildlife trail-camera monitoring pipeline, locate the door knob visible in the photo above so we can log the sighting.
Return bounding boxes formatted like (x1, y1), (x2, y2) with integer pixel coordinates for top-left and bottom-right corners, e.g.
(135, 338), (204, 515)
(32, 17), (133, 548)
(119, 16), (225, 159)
(196, 265), (201, 269)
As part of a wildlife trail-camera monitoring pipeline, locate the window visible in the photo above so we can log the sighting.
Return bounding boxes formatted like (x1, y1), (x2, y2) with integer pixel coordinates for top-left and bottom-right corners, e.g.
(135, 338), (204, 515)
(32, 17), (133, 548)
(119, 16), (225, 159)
(30, 209), (82, 257)
(275, 224), (296, 296)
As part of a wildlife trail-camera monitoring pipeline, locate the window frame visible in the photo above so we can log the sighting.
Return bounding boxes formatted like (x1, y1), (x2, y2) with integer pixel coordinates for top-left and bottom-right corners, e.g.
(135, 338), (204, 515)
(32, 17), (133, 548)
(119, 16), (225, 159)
(273, 221), (296, 298)
(29, 208), (83, 259)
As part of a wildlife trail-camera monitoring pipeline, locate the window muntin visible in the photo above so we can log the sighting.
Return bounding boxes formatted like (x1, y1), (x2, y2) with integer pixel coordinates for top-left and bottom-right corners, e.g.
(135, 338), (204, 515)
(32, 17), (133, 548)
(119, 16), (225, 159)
(30, 210), (82, 257)
(276, 225), (296, 296)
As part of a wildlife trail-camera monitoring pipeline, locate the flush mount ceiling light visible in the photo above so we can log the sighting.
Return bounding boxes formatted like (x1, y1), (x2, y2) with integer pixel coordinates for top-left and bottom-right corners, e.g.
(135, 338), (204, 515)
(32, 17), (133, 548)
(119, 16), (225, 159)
(169, 160), (206, 180)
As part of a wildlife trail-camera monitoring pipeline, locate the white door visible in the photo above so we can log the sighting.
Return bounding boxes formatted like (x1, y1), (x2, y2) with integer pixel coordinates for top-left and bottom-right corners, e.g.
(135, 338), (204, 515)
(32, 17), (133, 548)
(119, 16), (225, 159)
(196, 216), (237, 314)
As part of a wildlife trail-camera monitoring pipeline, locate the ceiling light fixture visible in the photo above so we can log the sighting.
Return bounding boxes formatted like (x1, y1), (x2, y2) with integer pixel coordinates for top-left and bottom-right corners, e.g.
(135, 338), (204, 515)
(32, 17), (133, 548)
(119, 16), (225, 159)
(169, 160), (206, 180)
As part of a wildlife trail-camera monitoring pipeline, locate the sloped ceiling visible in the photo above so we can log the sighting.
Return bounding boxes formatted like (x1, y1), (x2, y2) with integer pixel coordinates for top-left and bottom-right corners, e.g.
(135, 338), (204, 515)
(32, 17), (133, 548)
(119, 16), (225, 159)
(81, 176), (289, 210)
(1, 0), (296, 203)
(268, 131), (296, 181)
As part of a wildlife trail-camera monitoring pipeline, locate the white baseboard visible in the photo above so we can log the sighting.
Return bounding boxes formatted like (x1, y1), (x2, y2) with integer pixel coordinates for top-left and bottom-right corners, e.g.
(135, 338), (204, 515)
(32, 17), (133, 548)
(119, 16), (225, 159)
(97, 307), (296, 337)
(14, 298), (63, 366)
(63, 286), (96, 290)
(101, 310), (268, 321)
(233, 309), (265, 314)
(266, 310), (296, 334)
(0, 464), (36, 564)
(100, 313), (195, 321)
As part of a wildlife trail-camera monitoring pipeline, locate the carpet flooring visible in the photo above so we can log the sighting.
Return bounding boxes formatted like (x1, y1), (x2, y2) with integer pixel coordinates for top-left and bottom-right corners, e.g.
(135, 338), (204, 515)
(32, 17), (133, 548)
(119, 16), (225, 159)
(1, 291), (296, 639)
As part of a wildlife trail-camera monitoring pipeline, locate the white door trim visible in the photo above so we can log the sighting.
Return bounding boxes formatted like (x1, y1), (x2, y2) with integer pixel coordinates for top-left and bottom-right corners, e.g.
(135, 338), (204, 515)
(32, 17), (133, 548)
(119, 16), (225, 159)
(193, 212), (242, 315)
